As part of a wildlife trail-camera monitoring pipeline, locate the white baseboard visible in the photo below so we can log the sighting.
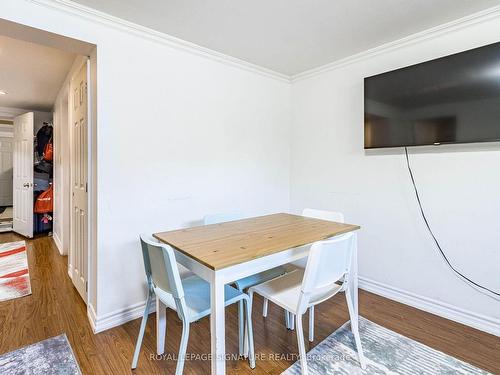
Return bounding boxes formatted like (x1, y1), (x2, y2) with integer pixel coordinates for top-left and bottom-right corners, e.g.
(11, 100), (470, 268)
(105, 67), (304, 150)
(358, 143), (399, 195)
(52, 232), (65, 255)
(88, 277), (500, 337)
(359, 276), (500, 337)
(91, 299), (157, 334)
(87, 303), (97, 333)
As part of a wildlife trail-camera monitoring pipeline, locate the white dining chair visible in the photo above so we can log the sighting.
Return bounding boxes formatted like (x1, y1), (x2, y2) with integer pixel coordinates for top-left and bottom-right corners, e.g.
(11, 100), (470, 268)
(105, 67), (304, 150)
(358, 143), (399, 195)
(290, 208), (345, 269)
(131, 234), (255, 374)
(145, 238), (193, 356)
(204, 213), (287, 355)
(248, 231), (366, 374)
(285, 208), (345, 334)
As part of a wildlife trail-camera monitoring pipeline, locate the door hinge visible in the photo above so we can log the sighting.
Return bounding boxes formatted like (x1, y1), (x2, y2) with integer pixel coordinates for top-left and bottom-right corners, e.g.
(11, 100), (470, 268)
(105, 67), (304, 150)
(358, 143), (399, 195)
(85, 182), (88, 193)
(85, 281), (88, 292)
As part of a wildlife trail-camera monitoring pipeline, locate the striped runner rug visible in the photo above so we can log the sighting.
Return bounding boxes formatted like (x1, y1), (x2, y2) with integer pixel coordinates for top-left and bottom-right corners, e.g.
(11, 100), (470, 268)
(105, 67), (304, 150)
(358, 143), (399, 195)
(282, 316), (491, 374)
(0, 241), (31, 302)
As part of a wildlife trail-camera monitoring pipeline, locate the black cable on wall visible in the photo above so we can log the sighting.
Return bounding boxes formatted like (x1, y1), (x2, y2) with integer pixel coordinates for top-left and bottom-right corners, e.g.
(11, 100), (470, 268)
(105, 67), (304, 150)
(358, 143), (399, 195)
(404, 146), (500, 300)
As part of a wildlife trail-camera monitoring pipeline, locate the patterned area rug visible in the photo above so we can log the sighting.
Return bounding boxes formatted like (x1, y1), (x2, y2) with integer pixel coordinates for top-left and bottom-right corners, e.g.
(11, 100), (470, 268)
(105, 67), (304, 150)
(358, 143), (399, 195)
(282, 317), (491, 374)
(0, 241), (32, 302)
(0, 335), (81, 374)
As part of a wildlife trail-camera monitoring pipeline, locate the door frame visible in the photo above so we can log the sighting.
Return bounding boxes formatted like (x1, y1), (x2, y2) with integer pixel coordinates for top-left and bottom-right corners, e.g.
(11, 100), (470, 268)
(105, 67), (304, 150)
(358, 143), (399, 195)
(0, 19), (98, 330)
(54, 52), (97, 316)
(53, 82), (70, 255)
(68, 57), (90, 302)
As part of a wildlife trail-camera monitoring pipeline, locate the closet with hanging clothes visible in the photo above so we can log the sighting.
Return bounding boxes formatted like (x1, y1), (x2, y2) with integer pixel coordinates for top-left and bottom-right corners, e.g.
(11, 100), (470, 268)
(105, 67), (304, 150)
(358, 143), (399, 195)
(33, 121), (53, 234)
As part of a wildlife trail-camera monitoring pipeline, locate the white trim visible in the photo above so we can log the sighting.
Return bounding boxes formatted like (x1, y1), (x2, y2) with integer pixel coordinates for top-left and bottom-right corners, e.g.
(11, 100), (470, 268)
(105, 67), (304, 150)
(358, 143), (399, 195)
(90, 260), (500, 338)
(0, 106), (27, 120)
(85, 56), (94, 309)
(291, 5), (500, 82)
(28, 0), (290, 83)
(359, 277), (500, 337)
(53, 231), (65, 255)
(87, 302), (97, 333)
(0, 132), (13, 138)
(23, 1), (500, 83)
(91, 299), (156, 333)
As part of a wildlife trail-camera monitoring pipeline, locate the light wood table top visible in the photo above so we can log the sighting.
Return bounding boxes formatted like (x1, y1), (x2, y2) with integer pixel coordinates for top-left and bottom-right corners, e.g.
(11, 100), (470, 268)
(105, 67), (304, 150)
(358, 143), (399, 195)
(154, 213), (360, 270)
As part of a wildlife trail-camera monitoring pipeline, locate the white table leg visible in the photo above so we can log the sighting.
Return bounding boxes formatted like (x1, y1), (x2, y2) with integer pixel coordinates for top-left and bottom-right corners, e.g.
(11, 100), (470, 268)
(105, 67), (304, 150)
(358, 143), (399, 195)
(347, 233), (366, 369)
(156, 296), (166, 355)
(210, 272), (226, 375)
(351, 234), (359, 317)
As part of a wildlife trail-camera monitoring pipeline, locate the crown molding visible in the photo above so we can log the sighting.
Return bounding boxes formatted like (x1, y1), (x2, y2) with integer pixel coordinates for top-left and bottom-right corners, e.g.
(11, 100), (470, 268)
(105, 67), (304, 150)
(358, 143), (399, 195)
(26, 1), (500, 84)
(291, 4), (500, 82)
(28, 0), (291, 83)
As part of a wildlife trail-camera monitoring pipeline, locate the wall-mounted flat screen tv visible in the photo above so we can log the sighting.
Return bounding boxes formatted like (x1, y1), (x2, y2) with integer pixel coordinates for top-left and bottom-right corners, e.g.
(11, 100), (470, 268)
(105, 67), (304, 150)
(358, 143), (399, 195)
(364, 42), (500, 148)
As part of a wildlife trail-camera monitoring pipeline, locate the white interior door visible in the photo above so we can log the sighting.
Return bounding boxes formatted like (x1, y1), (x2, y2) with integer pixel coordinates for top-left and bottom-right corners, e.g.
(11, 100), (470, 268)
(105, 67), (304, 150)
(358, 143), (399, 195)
(0, 135), (13, 206)
(13, 113), (34, 238)
(70, 61), (88, 302)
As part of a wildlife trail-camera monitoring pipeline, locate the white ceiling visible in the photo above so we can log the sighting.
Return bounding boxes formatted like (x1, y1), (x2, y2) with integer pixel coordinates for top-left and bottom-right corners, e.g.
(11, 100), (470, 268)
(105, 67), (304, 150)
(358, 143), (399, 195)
(0, 35), (76, 111)
(72, 0), (500, 75)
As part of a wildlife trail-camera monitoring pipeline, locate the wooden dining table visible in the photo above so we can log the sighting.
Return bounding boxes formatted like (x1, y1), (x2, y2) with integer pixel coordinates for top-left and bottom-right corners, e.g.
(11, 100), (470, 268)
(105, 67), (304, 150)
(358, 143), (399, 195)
(154, 212), (360, 375)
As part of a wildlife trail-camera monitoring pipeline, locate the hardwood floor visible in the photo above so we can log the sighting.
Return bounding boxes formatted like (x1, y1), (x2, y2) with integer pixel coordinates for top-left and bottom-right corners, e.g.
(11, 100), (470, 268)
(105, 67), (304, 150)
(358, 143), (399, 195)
(0, 232), (498, 374)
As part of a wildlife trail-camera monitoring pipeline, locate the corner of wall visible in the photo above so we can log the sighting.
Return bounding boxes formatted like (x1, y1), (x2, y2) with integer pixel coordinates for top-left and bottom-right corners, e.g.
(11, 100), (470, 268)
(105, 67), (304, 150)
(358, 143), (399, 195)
(52, 232), (66, 255)
(87, 303), (98, 333)
(91, 299), (156, 334)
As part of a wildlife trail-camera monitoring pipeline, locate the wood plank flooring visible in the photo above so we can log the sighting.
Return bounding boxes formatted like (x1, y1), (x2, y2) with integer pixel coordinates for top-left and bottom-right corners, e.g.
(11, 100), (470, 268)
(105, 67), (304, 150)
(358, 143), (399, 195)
(0, 232), (498, 374)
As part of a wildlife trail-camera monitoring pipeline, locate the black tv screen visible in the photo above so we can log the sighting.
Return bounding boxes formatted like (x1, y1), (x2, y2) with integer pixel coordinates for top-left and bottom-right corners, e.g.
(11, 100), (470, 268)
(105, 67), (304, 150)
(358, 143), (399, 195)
(364, 42), (500, 149)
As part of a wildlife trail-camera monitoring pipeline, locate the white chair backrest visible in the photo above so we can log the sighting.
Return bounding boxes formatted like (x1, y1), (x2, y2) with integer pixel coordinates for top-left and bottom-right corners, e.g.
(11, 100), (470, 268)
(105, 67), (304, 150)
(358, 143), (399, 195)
(299, 232), (354, 312)
(288, 208), (345, 270)
(302, 208), (344, 223)
(203, 212), (244, 225)
(140, 234), (184, 299)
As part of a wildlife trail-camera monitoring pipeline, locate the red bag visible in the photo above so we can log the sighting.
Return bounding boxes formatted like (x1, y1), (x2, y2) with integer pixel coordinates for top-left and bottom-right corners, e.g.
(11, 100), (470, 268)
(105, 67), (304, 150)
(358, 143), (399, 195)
(43, 141), (53, 161)
(34, 185), (53, 214)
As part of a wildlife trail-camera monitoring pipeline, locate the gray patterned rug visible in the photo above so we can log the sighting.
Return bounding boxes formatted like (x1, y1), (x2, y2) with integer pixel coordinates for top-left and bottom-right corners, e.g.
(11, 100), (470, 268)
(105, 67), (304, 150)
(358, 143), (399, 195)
(282, 317), (491, 374)
(0, 334), (81, 375)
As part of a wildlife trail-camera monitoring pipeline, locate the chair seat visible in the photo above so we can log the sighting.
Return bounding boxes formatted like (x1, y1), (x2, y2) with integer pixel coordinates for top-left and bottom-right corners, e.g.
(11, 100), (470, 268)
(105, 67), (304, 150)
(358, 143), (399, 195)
(249, 270), (342, 314)
(155, 275), (246, 322)
(234, 266), (287, 290)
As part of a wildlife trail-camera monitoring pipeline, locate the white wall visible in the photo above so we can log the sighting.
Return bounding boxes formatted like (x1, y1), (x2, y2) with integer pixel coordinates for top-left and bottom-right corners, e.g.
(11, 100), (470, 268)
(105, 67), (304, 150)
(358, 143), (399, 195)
(0, 121), (13, 208)
(290, 15), (500, 333)
(0, 134), (13, 207)
(0, 0), (291, 324)
(95, 42), (291, 318)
